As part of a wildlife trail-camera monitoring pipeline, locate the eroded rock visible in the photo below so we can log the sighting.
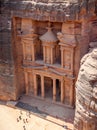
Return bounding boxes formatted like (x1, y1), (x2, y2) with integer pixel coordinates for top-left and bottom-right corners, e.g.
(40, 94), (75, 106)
(74, 44), (97, 130)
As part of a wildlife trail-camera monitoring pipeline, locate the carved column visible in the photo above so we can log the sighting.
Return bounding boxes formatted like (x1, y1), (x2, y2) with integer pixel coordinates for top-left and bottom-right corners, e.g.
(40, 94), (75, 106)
(61, 79), (64, 103)
(69, 79), (74, 106)
(22, 42), (26, 60)
(53, 78), (56, 101)
(71, 49), (74, 72)
(57, 36), (76, 77)
(30, 35), (38, 62)
(41, 75), (45, 98)
(43, 45), (46, 63)
(51, 47), (54, 64)
(33, 74), (37, 96)
(25, 72), (29, 95)
(32, 44), (35, 61)
(20, 33), (38, 64)
(39, 25), (58, 64)
(61, 48), (64, 68)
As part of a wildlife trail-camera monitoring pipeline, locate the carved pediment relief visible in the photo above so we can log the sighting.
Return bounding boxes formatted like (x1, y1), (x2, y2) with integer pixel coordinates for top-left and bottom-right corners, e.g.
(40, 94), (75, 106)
(57, 32), (77, 47)
(36, 66), (66, 76)
(18, 29), (38, 39)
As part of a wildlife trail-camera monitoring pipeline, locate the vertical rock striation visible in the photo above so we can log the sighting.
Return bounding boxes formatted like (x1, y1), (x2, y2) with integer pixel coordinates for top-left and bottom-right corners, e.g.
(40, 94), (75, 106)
(0, 0), (17, 100)
(74, 42), (97, 130)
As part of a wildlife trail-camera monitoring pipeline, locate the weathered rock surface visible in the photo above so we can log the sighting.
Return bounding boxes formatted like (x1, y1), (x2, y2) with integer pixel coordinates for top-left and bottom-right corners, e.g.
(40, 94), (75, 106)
(0, 0), (97, 110)
(1, 0), (97, 22)
(74, 42), (97, 130)
(0, 1), (97, 129)
(0, 1), (17, 100)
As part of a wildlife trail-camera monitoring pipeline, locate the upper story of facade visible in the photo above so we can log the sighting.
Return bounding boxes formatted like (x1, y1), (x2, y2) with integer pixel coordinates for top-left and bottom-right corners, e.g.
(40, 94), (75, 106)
(14, 17), (81, 77)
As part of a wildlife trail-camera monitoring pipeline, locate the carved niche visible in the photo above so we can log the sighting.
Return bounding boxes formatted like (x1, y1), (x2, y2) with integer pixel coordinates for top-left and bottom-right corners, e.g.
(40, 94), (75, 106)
(57, 22), (78, 75)
(40, 23), (58, 64)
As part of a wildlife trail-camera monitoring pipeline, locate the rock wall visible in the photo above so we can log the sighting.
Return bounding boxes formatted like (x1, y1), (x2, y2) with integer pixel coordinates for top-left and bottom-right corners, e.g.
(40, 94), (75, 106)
(0, 1), (97, 129)
(0, 0), (97, 103)
(74, 42), (97, 130)
(74, 1), (97, 127)
(0, 1), (17, 100)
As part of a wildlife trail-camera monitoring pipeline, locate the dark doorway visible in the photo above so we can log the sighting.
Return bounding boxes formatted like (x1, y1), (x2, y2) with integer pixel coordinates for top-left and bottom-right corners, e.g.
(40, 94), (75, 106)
(44, 77), (53, 100)
(55, 45), (61, 64)
(35, 40), (43, 61)
(56, 79), (61, 102)
(36, 75), (41, 96)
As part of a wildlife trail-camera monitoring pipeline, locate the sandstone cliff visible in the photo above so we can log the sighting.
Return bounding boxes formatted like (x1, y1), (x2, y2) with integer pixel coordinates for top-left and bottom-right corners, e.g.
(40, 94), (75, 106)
(74, 42), (97, 130)
(0, 0), (17, 100)
(0, 0), (97, 102)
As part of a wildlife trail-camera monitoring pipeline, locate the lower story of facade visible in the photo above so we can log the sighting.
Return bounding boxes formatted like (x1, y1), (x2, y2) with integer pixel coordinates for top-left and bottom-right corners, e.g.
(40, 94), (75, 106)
(24, 67), (75, 108)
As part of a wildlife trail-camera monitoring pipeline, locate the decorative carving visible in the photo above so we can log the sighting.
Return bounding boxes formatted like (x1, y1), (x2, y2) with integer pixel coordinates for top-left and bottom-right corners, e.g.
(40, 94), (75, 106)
(57, 22), (78, 76)
(19, 28), (38, 63)
(39, 23), (58, 64)
(57, 32), (76, 47)
(40, 22), (58, 43)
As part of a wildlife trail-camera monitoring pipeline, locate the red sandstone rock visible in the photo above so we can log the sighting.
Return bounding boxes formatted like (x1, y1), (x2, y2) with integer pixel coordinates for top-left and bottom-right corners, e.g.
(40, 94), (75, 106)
(0, 1), (97, 129)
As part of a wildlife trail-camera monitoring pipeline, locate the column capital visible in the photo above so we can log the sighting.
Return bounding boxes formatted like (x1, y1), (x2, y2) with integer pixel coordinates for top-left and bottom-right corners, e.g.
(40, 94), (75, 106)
(53, 78), (56, 80)
(59, 77), (65, 82)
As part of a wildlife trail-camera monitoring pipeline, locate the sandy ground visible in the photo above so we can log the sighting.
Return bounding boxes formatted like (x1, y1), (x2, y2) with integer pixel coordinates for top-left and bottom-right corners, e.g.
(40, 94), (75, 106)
(0, 104), (73, 130)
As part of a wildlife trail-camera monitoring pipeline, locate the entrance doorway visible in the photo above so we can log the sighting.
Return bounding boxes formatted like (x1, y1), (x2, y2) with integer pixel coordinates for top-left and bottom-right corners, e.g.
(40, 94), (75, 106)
(36, 75), (41, 96)
(44, 77), (53, 100)
(56, 79), (61, 102)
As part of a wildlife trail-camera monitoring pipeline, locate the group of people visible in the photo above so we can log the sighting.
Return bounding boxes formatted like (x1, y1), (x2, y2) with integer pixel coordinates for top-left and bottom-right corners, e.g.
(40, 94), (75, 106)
(17, 110), (31, 130)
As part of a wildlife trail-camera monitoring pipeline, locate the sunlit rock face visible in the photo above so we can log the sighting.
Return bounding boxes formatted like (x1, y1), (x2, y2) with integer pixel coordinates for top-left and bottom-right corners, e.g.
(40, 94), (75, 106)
(74, 43), (97, 130)
(0, 1), (97, 129)
(0, 0), (86, 101)
(9, 0), (80, 22)
(0, 0), (97, 108)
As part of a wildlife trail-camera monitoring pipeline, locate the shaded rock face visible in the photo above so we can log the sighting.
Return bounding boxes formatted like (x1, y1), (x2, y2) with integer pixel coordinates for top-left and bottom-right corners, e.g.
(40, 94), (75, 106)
(74, 43), (97, 130)
(0, 1), (17, 100)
